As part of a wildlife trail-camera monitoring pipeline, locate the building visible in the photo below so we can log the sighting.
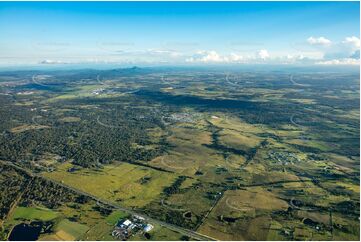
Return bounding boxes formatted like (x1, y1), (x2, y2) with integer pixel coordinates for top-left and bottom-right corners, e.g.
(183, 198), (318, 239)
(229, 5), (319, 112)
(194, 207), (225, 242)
(112, 216), (153, 240)
(122, 219), (132, 227)
(143, 224), (154, 232)
(134, 215), (145, 221)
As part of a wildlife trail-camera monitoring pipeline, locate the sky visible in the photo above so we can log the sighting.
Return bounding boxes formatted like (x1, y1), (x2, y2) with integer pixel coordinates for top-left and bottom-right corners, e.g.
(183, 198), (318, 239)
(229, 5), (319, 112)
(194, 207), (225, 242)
(0, 1), (360, 66)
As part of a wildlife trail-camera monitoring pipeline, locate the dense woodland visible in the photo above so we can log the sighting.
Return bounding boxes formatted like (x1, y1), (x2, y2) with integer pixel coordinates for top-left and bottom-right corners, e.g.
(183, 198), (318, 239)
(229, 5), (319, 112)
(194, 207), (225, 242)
(0, 94), (168, 168)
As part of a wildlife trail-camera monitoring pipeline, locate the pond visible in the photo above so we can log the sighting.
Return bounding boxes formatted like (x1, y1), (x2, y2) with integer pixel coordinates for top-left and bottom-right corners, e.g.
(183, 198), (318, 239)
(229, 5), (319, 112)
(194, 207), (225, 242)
(8, 222), (43, 241)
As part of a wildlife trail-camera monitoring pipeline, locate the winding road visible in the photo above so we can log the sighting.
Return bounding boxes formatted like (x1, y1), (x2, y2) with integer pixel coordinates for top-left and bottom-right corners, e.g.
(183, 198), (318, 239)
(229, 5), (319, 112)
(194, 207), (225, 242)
(290, 114), (304, 128)
(225, 73), (240, 86)
(289, 74), (306, 86)
(32, 75), (50, 87)
(96, 74), (107, 85)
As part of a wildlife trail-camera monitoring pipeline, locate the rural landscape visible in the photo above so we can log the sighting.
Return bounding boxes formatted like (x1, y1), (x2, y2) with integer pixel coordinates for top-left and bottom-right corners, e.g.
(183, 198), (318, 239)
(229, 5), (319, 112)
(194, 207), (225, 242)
(0, 66), (359, 240)
(0, 1), (359, 241)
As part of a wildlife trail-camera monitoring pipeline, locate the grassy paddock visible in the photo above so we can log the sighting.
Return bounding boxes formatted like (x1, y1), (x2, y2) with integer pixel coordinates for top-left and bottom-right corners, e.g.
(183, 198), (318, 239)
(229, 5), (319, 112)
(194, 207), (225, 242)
(12, 206), (59, 221)
(43, 162), (178, 208)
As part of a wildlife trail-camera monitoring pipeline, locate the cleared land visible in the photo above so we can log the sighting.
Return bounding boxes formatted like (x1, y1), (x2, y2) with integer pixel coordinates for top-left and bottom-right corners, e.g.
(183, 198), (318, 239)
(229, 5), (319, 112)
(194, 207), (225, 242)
(0, 69), (359, 241)
(42, 162), (178, 208)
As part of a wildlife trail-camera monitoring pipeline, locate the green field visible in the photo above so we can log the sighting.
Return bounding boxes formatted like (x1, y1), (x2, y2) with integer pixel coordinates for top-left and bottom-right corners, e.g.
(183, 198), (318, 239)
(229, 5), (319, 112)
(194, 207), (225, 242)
(43, 162), (178, 208)
(12, 206), (59, 221)
(129, 224), (185, 241)
(55, 219), (89, 240)
(105, 210), (129, 225)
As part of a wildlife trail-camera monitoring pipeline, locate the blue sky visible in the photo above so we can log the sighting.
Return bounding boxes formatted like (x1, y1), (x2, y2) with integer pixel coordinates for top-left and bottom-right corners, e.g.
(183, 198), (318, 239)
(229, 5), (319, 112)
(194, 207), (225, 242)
(0, 1), (359, 66)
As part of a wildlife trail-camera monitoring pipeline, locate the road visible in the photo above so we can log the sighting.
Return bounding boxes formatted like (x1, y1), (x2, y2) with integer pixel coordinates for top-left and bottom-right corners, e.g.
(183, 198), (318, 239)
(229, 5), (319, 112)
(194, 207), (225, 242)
(32, 74), (50, 87)
(0, 160), (216, 241)
(289, 74), (306, 87)
(290, 114), (304, 128)
(195, 192), (223, 231)
(225, 73), (239, 86)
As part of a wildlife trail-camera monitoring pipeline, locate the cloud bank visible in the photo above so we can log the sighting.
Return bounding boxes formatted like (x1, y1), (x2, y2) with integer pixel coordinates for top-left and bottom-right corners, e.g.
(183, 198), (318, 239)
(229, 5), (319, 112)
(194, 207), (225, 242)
(32, 36), (360, 66)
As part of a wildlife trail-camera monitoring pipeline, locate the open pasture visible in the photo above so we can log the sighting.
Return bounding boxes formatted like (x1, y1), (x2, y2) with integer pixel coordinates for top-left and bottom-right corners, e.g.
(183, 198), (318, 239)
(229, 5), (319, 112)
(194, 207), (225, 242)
(12, 206), (59, 221)
(197, 187), (289, 240)
(43, 162), (178, 208)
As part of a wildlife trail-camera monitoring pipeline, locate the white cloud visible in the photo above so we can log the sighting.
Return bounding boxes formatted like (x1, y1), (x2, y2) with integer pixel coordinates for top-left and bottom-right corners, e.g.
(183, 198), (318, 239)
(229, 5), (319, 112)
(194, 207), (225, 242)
(315, 58), (360, 65)
(197, 50), (226, 62)
(323, 36), (360, 60)
(35, 36), (360, 66)
(145, 49), (182, 58)
(257, 49), (269, 60)
(39, 59), (69, 64)
(267, 54), (320, 65)
(342, 36), (360, 49)
(305, 36), (359, 62)
(307, 36), (332, 46)
(350, 50), (360, 59)
(229, 53), (243, 62)
(186, 50), (243, 63)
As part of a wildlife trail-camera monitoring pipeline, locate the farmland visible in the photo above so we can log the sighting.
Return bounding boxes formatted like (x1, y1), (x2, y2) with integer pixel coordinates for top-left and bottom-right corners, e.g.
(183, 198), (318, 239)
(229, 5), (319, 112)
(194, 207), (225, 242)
(42, 162), (178, 208)
(0, 66), (359, 240)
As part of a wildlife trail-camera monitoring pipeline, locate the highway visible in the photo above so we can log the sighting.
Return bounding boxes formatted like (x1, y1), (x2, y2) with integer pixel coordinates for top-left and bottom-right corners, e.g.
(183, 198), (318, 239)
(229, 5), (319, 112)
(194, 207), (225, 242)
(0, 160), (216, 241)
